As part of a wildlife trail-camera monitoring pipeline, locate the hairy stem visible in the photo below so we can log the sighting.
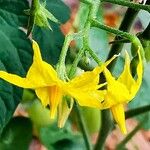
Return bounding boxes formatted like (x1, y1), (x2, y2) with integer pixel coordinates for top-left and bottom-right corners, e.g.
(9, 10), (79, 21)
(101, 0), (150, 12)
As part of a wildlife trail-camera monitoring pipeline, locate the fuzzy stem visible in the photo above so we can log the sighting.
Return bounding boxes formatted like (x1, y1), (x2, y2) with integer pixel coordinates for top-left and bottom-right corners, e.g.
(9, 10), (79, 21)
(57, 34), (73, 79)
(68, 48), (85, 78)
(101, 0), (150, 12)
(91, 19), (144, 57)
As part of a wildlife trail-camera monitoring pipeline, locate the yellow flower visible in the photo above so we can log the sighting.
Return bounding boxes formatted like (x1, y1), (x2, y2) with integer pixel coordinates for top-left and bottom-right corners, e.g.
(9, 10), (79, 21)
(0, 40), (117, 120)
(100, 50), (143, 134)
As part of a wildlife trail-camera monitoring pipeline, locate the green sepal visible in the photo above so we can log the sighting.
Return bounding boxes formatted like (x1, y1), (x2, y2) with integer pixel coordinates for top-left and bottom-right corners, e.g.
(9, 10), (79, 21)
(26, 0), (59, 36)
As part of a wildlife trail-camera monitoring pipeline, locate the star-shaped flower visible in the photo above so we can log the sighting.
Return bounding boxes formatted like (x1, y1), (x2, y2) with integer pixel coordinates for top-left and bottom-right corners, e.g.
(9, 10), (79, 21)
(100, 50), (143, 134)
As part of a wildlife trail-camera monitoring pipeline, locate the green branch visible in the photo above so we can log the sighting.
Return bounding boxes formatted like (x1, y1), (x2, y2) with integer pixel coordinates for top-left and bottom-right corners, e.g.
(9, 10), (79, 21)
(116, 122), (143, 150)
(101, 0), (150, 12)
(125, 104), (150, 119)
(68, 48), (85, 78)
(94, 110), (113, 150)
(91, 19), (144, 57)
(74, 103), (93, 150)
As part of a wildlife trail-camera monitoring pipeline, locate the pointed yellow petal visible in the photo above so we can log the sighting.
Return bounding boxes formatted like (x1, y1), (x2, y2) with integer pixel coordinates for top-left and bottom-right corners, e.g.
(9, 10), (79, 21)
(49, 86), (63, 119)
(111, 104), (127, 134)
(58, 97), (74, 128)
(32, 40), (43, 63)
(26, 40), (60, 87)
(66, 84), (106, 108)
(103, 68), (129, 107)
(35, 86), (63, 119)
(0, 40), (60, 89)
(0, 71), (32, 88)
(69, 53), (119, 91)
(130, 49), (143, 98)
(35, 87), (49, 107)
(118, 51), (135, 92)
(68, 68), (100, 91)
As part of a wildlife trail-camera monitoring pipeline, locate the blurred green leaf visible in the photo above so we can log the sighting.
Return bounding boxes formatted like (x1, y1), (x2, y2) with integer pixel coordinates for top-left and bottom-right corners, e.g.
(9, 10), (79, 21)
(81, 107), (101, 135)
(0, 117), (32, 150)
(27, 100), (53, 129)
(39, 123), (85, 150)
(129, 63), (150, 129)
(45, 0), (70, 24)
(138, 10), (150, 29)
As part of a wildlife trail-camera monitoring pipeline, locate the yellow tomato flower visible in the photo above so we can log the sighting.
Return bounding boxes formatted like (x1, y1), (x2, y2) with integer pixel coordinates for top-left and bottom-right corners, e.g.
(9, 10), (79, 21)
(0, 40), (117, 120)
(100, 50), (143, 134)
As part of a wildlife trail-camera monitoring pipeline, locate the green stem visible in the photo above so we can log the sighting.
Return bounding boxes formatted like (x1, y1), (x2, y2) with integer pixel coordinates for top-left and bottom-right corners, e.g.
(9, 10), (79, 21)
(87, 47), (102, 65)
(94, 110), (113, 150)
(106, 7), (139, 70)
(68, 48), (85, 78)
(116, 122), (143, 150)
(101, 0), (150, 12)
(74, 103), (92, 150)
(80, 0), (92, 5)
(91, 19), (135, 41)
(94, 6), (140, 150)
(57, 34), (73, 79)
(91, 19), (144, 56)
(125, 104), (150, 119)
(82, 0), (102, 64)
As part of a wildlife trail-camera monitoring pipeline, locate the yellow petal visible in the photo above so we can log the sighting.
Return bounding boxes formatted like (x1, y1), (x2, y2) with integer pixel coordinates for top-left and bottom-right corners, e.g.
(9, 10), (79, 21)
(130, 49), (143, 98)
(103, 68), (129, 107)
(36, 86), (63, 119)
(58, 97), (74, 128)
(0, 71), (32, 88)
(118, 51), (136, 93)
(111, 104), (127, 134)
(118, 50), (143, 100)
(26, 41), (60, 87)
(49, 86), (63, 119)
(66, 85), (106, 108)
(68, 68), (100, 91)
(35, 87), (49, 107)
(0, 40), (60, 88)
(68, 53), (118, 91)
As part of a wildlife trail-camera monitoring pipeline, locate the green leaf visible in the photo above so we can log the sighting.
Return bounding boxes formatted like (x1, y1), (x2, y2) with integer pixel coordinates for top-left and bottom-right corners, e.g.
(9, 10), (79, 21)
(33, 24), (64, 65)
(0, 117), (32, 150)
(129, 63), (150, 129)
(0, 0), (29, 27)
(0, 0), (32, 133)
(0, 24), (32, 133)
(39, 123), (85, 150)
(0, 0), (32, 132)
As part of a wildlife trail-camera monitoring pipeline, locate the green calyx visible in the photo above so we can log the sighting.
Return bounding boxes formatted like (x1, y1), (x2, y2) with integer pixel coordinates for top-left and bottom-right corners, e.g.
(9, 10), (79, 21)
(26, 0), (59, 36)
